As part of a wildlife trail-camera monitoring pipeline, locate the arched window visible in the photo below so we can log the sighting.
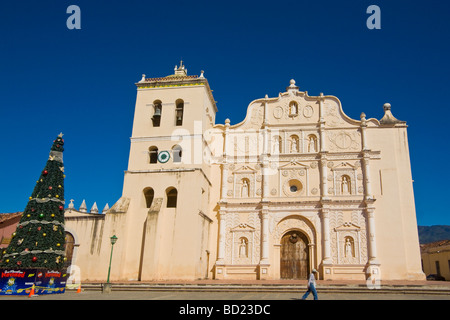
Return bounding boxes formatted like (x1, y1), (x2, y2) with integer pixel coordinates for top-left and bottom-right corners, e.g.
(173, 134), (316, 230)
(166, 187), (178, 208)
(175, 99), (184, 126)
(143, 187), (154, 208)
(152, 100), (162, 127)
(149, 146), (158, 164)
(172, 145), (182, 163)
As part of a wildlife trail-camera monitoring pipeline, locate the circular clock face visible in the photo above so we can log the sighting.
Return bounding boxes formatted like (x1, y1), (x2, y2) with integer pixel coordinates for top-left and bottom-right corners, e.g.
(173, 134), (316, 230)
(158, 151), (170, 163)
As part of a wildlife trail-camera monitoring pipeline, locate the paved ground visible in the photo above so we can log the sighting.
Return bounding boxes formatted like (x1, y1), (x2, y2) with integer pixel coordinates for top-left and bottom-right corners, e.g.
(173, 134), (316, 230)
(2, 289), (448, 300)
(1, 282), (448, 319)
(1, 278), (450, 300)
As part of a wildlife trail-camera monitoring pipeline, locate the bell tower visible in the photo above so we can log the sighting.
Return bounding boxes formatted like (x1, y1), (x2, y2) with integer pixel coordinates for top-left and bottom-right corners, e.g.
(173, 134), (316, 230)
(120, 63), (218, 280)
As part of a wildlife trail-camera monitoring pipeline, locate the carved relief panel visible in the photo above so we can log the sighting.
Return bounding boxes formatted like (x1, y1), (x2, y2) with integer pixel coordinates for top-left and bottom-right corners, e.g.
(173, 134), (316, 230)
(329, 211), (368, 265)
(224, 212), (261, 265)
(330, 162), (358, 196)
(269, 98), (318, 124)
(327, 130), (361, 152)
(277, 161), (309, 197)
(230, 223), (256, 265)
(231, 165), (258, 198)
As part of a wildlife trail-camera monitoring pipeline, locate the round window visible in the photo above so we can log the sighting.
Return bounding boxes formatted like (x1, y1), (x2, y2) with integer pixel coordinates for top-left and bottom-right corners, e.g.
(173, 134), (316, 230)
(284, 179), (303, 196)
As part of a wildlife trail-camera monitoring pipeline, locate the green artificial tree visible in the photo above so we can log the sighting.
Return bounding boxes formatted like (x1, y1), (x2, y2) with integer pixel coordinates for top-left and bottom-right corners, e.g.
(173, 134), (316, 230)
(0, 133), (66, 270)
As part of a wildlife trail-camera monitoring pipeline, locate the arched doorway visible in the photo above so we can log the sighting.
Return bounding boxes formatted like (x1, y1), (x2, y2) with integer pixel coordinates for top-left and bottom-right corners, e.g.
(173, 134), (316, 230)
(280, 230), (309, 279)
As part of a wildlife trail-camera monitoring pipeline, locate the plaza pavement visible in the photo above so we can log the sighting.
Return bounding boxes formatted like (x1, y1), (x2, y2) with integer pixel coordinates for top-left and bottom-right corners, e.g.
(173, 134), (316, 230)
(1, 279), (449, 300)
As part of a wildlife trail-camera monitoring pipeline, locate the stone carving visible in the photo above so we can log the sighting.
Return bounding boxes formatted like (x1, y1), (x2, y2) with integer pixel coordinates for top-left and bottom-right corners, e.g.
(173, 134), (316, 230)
(273, 106), (284, 119)
(329, 212), (368, 265)
(241, 179), (249, 197)
(327, 131), (361, 152)
(272, 216), (315, 245)
(303, 105), (314, 118)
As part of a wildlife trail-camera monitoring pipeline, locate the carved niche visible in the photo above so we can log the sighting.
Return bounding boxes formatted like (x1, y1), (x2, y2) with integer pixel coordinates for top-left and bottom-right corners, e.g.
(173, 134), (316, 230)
(331, 162), (358, 196)
(232, 165), (258, 198)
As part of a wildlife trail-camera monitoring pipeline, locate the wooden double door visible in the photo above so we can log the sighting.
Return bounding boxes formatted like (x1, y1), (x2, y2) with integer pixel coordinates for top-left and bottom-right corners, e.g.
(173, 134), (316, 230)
(280, 231), (309, 279)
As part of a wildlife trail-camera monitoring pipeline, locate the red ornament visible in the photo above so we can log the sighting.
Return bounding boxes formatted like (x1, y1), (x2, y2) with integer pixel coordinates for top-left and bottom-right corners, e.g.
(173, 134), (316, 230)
(48, 186), (53, 190)
(43, 170), (48, 175)
(32, 256), (38, 262)
(59, 205), (64, 211)
(17, 261), (22, 266)
(37, 226), (41, 231)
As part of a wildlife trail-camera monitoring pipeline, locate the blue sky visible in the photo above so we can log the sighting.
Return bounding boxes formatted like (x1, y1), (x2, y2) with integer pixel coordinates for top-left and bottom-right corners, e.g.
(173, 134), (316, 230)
(0, 0), (449, 226)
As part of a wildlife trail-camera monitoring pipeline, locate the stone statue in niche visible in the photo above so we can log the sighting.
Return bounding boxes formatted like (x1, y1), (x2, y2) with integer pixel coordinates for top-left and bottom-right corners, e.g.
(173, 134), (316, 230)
(344, 237), (354, 258)
(290, 136), (299, 153)
(273, 136), (280, 154)
(241, 179), (249, 197)
(289, 101), (298, 115)
(308, 135), (317, 152)
(239, 237), (248, 258)
(341, 175), (351, 194)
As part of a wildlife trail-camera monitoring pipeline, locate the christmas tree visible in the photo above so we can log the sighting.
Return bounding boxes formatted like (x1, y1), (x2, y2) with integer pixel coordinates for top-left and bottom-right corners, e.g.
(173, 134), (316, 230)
(0, 133), (66, 270)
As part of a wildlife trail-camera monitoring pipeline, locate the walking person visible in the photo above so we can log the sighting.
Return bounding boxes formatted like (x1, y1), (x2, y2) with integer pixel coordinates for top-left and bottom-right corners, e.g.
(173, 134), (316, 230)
(301, 269), (318, 300)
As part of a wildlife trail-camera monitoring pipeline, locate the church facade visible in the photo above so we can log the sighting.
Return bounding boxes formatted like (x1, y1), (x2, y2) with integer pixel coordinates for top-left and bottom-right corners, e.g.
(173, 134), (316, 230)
(64, 63), (425, 281)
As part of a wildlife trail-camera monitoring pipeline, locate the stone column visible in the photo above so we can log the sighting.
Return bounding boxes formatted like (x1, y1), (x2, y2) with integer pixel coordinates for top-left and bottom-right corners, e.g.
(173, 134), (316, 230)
(259, 207), (270, 279)
(360, 113), (368, 151)
(217, 210), (227, 264)
(260, 209), (270, 264)
(221, 119), (230, 199)
(321, 208), (332, 265)
(221, 164), (229, 199)
(320, 158), (329, 199)
(262, 163), (269, 200)
(318, 93), (326, 152)
(308, 243), (316, 273)
(366, 207), (379, 264)
(362, 153), (373, 200)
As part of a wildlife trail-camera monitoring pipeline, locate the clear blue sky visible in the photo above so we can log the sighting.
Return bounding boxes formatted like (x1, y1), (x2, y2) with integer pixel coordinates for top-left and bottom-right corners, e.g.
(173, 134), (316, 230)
(0, 1), (449, 226)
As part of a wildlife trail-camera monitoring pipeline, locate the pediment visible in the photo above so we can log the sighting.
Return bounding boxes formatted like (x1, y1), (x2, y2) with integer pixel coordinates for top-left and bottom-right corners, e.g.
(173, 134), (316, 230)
(334, 222), (360, 232)
(230, 223), (256, 232)
(332, 161), (357, 170)
(233, 165), (257, 173)
(279, 160), (309, 169)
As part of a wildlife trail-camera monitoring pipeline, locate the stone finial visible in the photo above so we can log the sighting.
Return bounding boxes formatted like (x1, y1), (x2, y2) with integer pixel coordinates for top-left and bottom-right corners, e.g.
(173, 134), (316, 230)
(360, 112), (367, 127)
(102, 203), (110, 214)
(380, 103), (404, 125)
(139, 74), (146, 83)
(286, 79), (299, 93)
(199, 70), (205, 78)
(68, 199), (75, 209)
(90, 202), (98, 214)
(79, 199), (87, 213)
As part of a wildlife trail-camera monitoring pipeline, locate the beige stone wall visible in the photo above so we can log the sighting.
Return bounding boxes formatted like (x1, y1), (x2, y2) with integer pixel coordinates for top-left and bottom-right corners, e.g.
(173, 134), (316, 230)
(64, 69), (424, 282)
